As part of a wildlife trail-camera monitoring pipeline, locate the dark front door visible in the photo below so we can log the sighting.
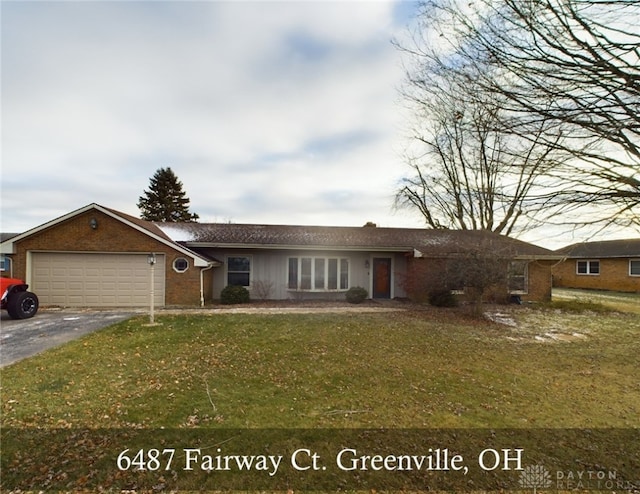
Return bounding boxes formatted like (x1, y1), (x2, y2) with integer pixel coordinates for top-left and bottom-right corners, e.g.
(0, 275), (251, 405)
(372, 258), (392, 299)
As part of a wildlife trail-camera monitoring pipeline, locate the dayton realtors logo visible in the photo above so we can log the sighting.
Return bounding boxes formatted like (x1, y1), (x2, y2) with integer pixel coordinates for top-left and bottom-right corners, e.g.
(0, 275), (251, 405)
(519, 464), (552, 493)
(519, 464), (639, 492)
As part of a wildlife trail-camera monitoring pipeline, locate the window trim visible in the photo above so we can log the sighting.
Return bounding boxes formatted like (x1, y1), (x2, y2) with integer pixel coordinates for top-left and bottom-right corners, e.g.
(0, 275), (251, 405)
(0, 255), (10, 273)
(226, 255), (252, 287)
(630, 259), (640, 277)
(172, 257), (189, 273)
(576, 259), (600, 276)
(508, 260), (529, 294)
(287, 256), (350, 292)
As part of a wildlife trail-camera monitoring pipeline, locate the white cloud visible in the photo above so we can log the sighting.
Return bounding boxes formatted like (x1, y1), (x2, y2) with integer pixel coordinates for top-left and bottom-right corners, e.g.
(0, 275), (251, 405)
(1, 0), (416, 231)
(1, 1), (632, 250)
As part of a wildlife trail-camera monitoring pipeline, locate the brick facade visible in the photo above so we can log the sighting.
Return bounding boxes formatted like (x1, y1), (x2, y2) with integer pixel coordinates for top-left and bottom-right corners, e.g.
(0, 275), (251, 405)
(4, 204), (557, 307)
(403, 257), (553, 303)
(553, 258), (640, 292)
(526, 260), (554, 302)
(8, 209), (213, 306)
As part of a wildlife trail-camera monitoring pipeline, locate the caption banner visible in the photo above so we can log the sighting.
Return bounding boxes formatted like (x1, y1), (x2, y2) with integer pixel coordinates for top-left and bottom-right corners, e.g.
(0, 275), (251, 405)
(2, 428), (639, 491)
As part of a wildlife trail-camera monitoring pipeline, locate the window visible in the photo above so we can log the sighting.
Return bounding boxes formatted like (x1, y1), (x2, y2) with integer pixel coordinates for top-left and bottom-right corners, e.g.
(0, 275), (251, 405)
(630, 260), (640, 276)
(227, 256), (251, 286)
(173, 257), (189, 273)
(508, 261), (528, 293)
(288, 257), (349, 291)
(577, 260), (600, 275)
(0, 255), (10, 273)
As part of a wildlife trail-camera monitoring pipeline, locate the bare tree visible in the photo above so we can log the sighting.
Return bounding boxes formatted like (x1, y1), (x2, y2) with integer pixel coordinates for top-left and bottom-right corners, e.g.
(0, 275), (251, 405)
(396, 59), (566, 235)
(402, 235), (522, 314)
(397, 0), (640, 231)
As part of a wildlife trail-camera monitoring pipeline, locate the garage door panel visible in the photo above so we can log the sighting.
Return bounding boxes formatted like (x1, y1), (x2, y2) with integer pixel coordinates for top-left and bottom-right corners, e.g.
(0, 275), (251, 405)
(32, 253), (165, 307)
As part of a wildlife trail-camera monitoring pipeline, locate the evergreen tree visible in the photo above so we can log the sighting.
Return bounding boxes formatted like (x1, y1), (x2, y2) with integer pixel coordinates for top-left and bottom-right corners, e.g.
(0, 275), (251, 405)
(138, 167), (199, 222)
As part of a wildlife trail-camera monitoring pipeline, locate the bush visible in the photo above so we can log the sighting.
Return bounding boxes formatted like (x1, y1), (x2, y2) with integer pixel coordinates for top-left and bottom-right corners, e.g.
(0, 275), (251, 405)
(345, 286), (368, 304)
(220, 285), (250, 304)
(428, 289), (459, 307)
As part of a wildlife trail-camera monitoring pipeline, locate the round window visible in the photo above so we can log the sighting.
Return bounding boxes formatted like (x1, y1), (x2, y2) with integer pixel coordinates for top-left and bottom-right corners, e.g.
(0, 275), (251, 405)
(173, 257), (189, 273)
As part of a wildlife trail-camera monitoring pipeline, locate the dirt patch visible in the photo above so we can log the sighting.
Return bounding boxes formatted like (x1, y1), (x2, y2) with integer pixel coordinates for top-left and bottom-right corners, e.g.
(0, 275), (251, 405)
(484, 307), (590, 343)
(534, 331), (588, 343)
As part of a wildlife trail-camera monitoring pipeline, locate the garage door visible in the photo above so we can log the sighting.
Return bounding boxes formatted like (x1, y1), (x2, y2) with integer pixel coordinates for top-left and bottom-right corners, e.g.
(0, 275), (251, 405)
(31, 252), (165, 307)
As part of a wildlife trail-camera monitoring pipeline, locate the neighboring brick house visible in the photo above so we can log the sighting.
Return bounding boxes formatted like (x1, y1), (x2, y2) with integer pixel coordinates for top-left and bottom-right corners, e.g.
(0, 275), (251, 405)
(553, 239), (640, 292)
(1, 203), (559, 308)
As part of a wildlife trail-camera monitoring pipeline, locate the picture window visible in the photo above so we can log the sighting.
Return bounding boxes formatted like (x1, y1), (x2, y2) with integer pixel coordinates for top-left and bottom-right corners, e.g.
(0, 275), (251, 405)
(288, 256), (349, 291)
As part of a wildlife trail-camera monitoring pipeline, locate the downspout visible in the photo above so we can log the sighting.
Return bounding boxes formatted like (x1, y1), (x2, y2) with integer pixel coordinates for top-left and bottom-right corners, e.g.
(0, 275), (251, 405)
(200, 262), (215, 307)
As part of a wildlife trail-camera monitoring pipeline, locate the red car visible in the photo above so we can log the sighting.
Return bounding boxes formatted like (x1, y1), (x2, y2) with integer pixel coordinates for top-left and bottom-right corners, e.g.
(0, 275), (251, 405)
(1, 277), (39, 319)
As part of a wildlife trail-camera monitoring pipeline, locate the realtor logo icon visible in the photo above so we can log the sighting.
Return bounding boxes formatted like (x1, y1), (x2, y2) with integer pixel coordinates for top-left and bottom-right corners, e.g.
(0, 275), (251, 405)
(519, 464), (552, 493)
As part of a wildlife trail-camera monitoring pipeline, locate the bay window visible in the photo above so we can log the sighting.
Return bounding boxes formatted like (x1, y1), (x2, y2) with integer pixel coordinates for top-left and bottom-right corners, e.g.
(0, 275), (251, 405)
(288, 256), (349, 291)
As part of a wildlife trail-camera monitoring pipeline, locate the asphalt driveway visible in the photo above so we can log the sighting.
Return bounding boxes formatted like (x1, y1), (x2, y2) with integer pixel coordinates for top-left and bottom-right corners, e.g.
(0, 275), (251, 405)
(0, 309), (133, 367)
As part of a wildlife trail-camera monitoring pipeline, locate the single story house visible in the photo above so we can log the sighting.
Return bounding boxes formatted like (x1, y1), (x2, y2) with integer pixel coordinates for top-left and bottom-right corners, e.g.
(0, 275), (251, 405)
(0, 203), (559, 307)
(553, 239), (640, 292)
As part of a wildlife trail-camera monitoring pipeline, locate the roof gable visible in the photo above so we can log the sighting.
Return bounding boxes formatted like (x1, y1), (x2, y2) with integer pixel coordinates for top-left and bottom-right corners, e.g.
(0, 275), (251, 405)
(0, 204), (212, 266)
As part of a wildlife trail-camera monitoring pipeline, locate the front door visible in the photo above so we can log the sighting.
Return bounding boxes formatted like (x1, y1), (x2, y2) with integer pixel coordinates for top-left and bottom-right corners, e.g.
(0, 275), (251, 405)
(372, 258), (392, 299)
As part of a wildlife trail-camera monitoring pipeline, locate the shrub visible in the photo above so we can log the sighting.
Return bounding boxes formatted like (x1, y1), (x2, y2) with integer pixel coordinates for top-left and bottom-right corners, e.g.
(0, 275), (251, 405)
(345, 286), (368, 304)
(220, 285), (250, 304)
(252, 280), (274, 301)
(428, 289), (459, 307)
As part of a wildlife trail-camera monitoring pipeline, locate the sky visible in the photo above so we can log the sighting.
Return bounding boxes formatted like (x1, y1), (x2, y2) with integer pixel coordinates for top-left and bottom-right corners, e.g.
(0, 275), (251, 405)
(0, 0), (635, 250)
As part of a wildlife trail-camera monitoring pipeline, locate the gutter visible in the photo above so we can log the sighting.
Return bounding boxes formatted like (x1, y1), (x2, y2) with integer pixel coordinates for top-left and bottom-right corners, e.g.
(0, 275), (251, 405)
(183, 242), (413, 253)
(199, 262), (218, 307)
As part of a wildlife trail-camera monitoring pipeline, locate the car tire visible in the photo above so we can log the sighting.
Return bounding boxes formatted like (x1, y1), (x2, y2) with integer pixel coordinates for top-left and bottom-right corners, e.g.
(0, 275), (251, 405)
(7, 291), (39, 319)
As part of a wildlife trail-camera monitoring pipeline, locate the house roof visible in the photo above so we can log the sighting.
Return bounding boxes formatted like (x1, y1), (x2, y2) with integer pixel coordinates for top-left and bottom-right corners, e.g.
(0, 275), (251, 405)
(0, 204), (214, 267)
(155, 222), (557, 258)
(556, 239), (640, 258)
(0, 233), (20, 243)
(0, 203), (557, 260)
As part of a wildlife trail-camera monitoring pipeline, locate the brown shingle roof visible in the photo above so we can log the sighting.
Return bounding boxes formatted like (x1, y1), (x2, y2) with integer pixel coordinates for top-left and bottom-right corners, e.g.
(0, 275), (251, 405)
(556, 239), (640, 258)
(105, 207), (175, 242)
(155, 223), (556, 258)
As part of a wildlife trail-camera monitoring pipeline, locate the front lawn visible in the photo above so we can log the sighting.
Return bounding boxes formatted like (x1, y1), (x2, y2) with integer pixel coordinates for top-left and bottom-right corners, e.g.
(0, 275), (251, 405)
(2, 306), (639, 491)
(2, 308), (638, 429)
(553, 287), (640, 314)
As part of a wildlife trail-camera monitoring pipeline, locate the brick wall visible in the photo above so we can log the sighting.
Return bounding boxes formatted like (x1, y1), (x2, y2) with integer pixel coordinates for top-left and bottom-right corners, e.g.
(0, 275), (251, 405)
(9, 209), (209, 306)
(553, 258), (640, 292)
(403, 257), (553, 303)
(525, 260), (553, 302)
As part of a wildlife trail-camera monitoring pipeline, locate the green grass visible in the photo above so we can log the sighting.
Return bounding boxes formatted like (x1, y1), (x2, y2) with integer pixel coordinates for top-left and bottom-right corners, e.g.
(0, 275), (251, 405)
(553, 287), (640, 314)
(2, 309), (639, 429)
(2, 308), (639, 491)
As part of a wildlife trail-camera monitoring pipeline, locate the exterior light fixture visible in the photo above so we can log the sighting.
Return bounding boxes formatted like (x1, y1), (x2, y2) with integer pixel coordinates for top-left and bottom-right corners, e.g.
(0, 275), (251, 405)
(147, 252), (157, 265)
(89, 218), (98, 229)
(365, 260), (370, 269)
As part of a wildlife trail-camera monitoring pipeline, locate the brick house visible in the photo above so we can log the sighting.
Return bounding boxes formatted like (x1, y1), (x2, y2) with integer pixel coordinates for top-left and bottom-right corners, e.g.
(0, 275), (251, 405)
(553, 239), (640, 292)
(0, 204), (216, 307)
(1, 203), (559, 307)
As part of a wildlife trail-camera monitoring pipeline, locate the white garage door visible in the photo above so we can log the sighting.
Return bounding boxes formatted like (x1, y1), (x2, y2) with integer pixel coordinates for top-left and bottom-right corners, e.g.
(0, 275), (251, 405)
(31, 252), (165, 307)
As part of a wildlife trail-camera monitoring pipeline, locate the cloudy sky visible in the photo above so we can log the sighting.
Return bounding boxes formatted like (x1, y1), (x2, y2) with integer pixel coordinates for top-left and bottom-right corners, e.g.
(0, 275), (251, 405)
(1, 0), (633, 249)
